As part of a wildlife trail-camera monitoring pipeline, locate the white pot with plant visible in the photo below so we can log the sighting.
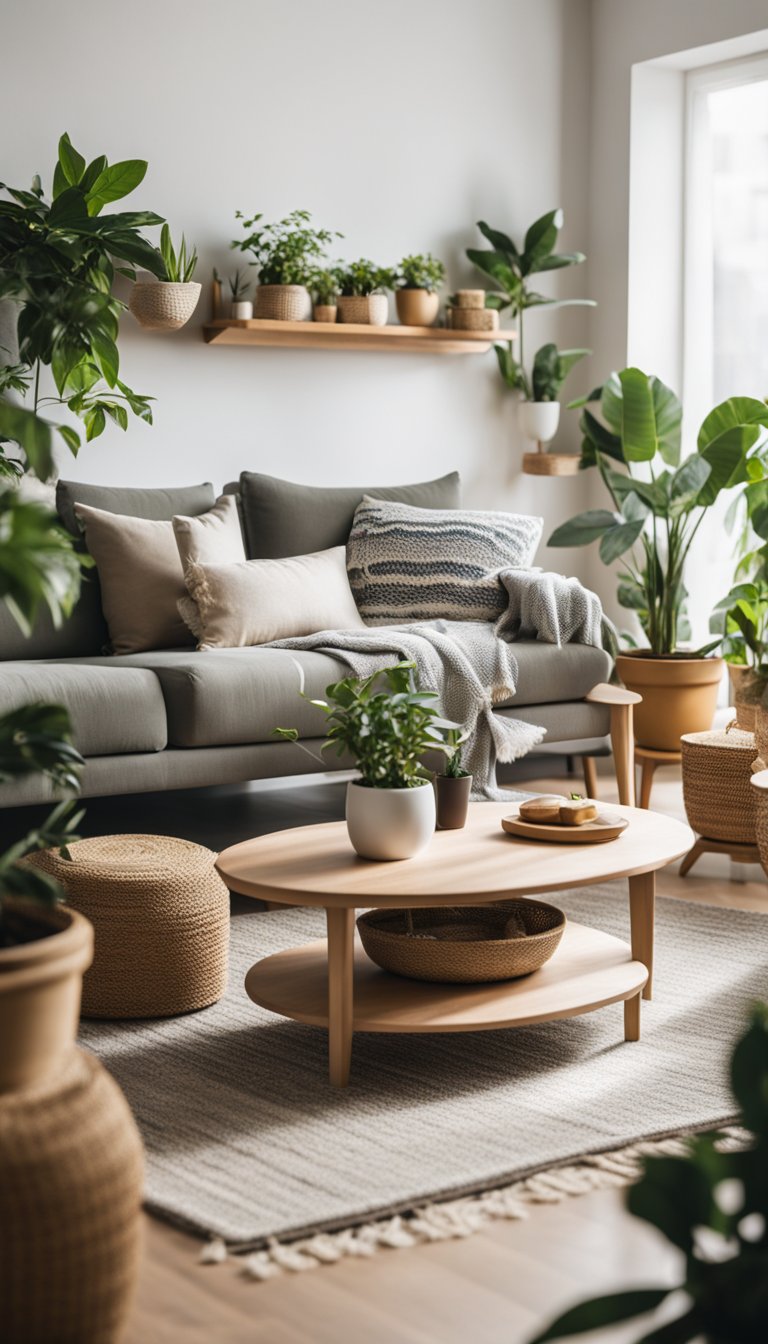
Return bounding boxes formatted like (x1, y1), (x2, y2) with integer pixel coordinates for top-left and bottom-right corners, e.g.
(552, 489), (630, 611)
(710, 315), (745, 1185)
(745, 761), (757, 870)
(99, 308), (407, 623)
(231, 209), (342, 322)
(395, 253), (445, 327)
(311, 267), (339, 323)
(275, 660), (457, 860)
(335, 259), (395, 326)
(129, 224), (201, 330)
(228, 268), (252, 320)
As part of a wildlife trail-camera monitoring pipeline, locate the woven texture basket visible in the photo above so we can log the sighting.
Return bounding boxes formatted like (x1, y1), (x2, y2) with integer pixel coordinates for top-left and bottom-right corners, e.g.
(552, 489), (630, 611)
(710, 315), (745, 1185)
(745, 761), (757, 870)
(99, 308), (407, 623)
(255, 284), (312, 321)
(455, 289), (486, 309)
(357, 900), (565, 984)
(128, 281), (201, 331)
(337, 294), (389, 325)
(0, 1047), (143, 1344)
(752, 775), (768, 874)
(681, 727), (756, 844)
(447, 307), (499, 332)
(26, 835), (229, 1019)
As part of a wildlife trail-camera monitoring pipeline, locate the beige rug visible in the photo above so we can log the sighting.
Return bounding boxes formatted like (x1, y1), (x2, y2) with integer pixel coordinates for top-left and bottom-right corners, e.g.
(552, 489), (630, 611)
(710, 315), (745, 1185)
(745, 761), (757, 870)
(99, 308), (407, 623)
(80, 886), (765, 1265)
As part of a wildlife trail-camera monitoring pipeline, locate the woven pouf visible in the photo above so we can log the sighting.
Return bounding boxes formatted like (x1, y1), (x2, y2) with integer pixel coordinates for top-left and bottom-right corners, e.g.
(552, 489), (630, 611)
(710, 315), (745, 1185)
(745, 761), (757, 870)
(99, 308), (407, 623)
(681, 727), (756, 844)
(27, 835), (229, 1019)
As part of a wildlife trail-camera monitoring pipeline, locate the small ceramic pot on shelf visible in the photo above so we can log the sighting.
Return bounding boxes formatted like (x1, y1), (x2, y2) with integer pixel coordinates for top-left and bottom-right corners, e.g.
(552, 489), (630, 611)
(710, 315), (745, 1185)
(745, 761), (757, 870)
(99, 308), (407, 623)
(395, 289), (440, 327)
(518, 400), (561, 445)
(314, 304), (338, 323)
(337, 294), (389, 326)
(230, 299), (253, 320)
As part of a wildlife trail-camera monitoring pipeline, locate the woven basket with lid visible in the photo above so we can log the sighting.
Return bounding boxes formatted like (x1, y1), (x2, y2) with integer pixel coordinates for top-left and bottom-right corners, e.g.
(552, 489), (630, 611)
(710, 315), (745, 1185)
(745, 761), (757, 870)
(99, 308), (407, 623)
(681, 726), (756, 844)
(26, 834), (229, 1019)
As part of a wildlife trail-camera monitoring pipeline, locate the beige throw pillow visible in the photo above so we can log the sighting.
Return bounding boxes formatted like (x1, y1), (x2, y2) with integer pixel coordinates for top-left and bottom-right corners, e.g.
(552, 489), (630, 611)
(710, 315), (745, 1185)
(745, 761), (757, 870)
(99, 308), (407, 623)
(74, 504), (193, 655)
(181, 546), (364, 650)
(173, 494), (245, 568)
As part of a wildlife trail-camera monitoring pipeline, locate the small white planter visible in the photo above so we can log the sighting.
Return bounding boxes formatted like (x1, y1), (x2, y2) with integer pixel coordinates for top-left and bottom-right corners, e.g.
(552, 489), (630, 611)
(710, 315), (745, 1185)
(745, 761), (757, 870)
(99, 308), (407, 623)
(346, 780), (435, 861)
(231, 300), (253, 320)
(518, 400), (561, 444)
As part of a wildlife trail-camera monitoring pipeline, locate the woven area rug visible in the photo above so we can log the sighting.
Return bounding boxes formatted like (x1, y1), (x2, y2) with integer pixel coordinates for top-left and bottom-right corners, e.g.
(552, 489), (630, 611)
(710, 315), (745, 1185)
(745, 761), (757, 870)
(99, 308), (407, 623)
(80, 886), (767, 1261)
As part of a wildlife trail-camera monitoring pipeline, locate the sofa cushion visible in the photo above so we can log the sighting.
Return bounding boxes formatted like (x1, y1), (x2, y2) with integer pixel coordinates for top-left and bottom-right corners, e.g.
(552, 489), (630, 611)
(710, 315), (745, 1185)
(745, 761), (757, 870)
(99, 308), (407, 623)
(229, 470), (461, 559)
(56, 479), (215, 538)
(495, 642), (612, 707)
(0, 664), (167, 756)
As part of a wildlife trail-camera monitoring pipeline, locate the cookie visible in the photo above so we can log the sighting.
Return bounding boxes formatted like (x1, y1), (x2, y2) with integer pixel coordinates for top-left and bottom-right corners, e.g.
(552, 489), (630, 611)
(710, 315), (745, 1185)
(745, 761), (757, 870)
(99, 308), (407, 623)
(518, 795), (565, 824)
(559, 798), (598, 826)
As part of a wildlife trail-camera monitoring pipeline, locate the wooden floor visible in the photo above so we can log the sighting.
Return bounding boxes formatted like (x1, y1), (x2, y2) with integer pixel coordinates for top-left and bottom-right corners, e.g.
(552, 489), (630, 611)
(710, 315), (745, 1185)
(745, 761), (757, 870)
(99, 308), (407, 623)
(59, 764), (765, 1344)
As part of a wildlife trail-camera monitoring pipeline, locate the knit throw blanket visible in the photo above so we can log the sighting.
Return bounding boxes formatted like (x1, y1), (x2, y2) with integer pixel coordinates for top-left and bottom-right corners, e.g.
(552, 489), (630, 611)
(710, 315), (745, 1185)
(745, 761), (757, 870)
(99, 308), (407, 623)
(270, 570), (613, 801)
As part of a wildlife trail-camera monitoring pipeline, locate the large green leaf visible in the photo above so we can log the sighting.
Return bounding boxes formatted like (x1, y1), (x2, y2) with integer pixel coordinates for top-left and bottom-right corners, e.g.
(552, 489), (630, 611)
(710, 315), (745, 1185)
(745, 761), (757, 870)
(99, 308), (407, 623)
(84, 159), (147, 215)
(581, 407), (624, 462)
(494, 342), (524, 390)
(618, 368), (657, 461)
(521, 208), (562, 273)
(476, 220), (518, 257)
(548, 509), (621, 548)
(697, 395), (768, 451)
(697, 424), (763, 505)
(600, 372), (623, 431)
(104, 232), (166, 278)
(669, 454), (711, 514)
(0, 403), (54, 480)
(649, 375), (682, 465)
(746, 479), (768, 540)
(599, 519), (645, 564)
(80, 154), (107, 194)
(0, 490), (83, 633)
(530, 250), (585, 273)
(48, 186), (88, 227)
(57, 132), (85, 187)
(465, 248), (517, 295)
(90, 329), (119, 387)
(527, 1288), (671, 1343)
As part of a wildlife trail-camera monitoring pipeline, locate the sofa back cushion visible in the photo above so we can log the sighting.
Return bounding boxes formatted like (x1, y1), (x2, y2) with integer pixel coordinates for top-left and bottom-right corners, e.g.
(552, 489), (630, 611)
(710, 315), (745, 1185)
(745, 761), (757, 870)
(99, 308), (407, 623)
(227, 470), (461, 559)
(56, 479), (216, 537)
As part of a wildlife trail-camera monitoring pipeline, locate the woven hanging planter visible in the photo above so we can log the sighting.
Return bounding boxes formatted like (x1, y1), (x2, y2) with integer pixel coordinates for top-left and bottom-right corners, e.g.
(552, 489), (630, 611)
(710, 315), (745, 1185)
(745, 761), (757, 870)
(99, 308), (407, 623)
(337, 294), (389, 326)
(255, 284), (312, 321)
(26, 834), (230, 1019)
(129, 281), (201, 331)
(681, 727), (757, 844)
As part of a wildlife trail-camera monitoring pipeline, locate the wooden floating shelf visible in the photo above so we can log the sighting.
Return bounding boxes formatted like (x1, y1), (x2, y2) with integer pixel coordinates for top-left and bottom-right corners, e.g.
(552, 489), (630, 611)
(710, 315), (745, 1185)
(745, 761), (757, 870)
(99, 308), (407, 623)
(523, 451), (582, 477)
(203, 318), (517, 355)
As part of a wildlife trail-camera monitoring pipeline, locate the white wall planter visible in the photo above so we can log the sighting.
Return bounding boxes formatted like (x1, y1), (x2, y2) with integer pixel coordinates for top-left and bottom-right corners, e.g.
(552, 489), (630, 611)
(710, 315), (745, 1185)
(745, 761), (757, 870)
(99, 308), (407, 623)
(231, 300), (253, 320)
(518, 400), (561, 444)
(129, 281), (201, 332)
(345, 779), (435, 860)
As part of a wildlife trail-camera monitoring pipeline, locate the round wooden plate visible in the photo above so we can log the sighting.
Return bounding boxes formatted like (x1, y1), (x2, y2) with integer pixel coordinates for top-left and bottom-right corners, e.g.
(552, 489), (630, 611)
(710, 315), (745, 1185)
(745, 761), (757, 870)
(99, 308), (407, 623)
(501, 810), (629, 844)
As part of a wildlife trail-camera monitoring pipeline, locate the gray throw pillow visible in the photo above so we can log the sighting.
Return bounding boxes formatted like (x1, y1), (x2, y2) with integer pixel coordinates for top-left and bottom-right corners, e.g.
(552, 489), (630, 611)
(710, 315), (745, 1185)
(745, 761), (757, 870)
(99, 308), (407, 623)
(347, 496), (544, 624)
(56, 479), (215, 537)
(230, 470), (461, 559)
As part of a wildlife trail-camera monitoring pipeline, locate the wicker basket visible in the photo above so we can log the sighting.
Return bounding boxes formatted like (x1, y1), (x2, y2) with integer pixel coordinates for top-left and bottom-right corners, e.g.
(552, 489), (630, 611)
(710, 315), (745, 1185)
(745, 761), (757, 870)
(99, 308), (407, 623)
(128, 281), (201, 331)
(455, 289), (486, 309)
(357, 899), (565, 984)
(0, 1047), (143, 1344)
(26, 834), (229, 1019)
(313, 304), (337, 323)
(255, 284), (312, 321)
(681, 727), (756, 844)
(729, 665), (763, 731)
(751, 769), (768, 874)
(447, 307), (499, 332)
(337, 294), (389, 325)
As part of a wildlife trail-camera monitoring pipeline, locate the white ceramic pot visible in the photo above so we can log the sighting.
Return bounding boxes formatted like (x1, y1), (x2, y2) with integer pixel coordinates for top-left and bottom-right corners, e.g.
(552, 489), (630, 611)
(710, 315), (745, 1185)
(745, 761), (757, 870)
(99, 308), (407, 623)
(345, 780), (436, 861)
(231, 300), (253, 320)
(518, 400), (561, 444)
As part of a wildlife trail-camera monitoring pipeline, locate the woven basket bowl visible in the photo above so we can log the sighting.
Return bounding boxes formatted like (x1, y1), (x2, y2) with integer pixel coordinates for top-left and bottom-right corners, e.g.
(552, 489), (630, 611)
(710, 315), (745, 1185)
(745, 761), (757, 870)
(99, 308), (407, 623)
(681, 728), (756, 844)
(337, 294), (389, 326)
(255, 284), (312, 321)
(455, 289), (486, 309)
(128, 281), (201, 331)
(729, 665), (764, 731)
(357, 899), (565, 984)
(26, 834), (229, 1019)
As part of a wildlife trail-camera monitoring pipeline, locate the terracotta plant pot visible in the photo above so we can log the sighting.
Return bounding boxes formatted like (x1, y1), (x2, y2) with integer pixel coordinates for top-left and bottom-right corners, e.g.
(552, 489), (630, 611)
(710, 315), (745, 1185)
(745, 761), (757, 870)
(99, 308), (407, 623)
(129, 280), (201, 331)
(345, 779), (435, 860)
(728, 664), (764, 732)
(395, 288), (440, 327)
(255, 284), (312, 321)
(615, 651), (724, 752)
(337, 294), (389, 326)
(435, 774), (473, 830)
(313, 304), (337, 323)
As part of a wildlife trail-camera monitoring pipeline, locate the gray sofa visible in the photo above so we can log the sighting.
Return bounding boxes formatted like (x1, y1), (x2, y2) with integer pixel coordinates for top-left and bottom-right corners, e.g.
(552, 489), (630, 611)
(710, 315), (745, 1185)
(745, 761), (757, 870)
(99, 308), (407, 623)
(0, 472), (615, 808)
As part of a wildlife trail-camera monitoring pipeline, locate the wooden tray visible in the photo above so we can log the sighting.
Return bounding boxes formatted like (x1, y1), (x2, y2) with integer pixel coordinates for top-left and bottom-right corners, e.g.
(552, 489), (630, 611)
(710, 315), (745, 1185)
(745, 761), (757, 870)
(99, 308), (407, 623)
(501, 810), (629, 845)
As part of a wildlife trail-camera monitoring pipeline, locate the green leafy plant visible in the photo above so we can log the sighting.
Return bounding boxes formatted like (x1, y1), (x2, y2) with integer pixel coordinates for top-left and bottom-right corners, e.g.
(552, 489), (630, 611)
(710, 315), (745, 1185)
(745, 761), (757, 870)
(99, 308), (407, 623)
(228, 269), (250, 302)
(530, 1002), (768, 1344)
(467, 209), (593, 402)
(159, 223), (198, 282)
(711, 579), (768, 686)
(397, 253), (446, 292)
(548, 370), (768, 655)
(442, 727), (470, 779)
(231, 209), (342, 287)
(275, 661), (454, 789)
(310, 267), (340, 306)
(334, 259), (396, 297)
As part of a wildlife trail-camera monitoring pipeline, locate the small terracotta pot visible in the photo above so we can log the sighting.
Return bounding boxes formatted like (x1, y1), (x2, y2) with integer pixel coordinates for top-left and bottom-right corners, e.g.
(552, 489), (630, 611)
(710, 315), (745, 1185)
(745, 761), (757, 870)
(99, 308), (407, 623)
(337, 294), (389, 326)
(729, 664), (764, 732)
(395, 289), (440, 327)
(314, 304), (338, 323)
(616, 652), (724, 752)
(255, 284), (312, 321)
(435, 774), (473, 830)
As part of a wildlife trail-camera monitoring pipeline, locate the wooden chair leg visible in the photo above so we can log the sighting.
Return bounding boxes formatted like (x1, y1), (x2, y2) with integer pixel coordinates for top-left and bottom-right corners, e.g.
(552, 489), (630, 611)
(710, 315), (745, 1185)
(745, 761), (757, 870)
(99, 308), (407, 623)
(679, 838), (706, 877)
(610, 702), (635, 807)
(582, 755), (598, 798)
(639, 757), (656, 810)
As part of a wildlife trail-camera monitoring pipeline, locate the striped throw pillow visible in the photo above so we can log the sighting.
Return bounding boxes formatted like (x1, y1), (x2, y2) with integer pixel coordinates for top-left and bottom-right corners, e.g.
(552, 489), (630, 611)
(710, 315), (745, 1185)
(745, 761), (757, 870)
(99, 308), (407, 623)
(347, 497), (543, 624)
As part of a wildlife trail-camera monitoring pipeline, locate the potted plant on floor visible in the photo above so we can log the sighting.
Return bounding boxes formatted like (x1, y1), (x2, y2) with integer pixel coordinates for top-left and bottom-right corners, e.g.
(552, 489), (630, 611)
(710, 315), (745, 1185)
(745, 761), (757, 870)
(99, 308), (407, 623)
(228, 268), (253, 319)
(467, 209), (592, 446)
(711, 577), (768, 742)
(311, 266), (340, 323)
(395, 253), (445, 327)
(130, 223), (201, 330)
(548, 369), (768, 750)
(231, 209), (342, 322)
(335, 259), (396, 326)
(275, 661), (455, 860)
(435, 728), (473, 830)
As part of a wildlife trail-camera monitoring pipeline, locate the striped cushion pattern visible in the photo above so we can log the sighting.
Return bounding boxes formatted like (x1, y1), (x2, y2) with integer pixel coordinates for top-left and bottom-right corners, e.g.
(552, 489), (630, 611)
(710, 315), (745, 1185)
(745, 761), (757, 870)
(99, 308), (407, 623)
(347, 497), (543, 624)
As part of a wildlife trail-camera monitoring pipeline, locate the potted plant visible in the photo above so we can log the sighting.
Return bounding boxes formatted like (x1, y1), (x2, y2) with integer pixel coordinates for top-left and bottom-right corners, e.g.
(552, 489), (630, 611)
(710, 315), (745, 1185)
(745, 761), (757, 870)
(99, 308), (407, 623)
(275, 661), (454, 860)
(228, 268), (252, 320)
(711, 578), (768, 734)
(231, 208), (342, 322)
(395, 253), (446, 327)
(435, 728), (472, 830)
(311, 267), (340, 323)
(335, 259), (396, 326)
(467, 209), (592, 444)
(130, 223), (201, 330)
(548, 369), (768, 750)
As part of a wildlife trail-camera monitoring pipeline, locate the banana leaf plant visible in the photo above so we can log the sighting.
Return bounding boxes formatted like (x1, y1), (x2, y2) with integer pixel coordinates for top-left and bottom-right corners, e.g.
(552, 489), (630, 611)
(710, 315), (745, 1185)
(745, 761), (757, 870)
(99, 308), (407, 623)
(466, 209), (592, 402)
(548, 370), (768, 655)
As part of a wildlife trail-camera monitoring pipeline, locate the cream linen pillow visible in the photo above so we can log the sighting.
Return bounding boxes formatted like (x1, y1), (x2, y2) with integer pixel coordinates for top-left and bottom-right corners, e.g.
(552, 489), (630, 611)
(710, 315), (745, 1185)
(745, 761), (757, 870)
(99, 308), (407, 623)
(181, 546), (365, 650)
(172, 493), (245, 568)
(74, 503), (192, 654)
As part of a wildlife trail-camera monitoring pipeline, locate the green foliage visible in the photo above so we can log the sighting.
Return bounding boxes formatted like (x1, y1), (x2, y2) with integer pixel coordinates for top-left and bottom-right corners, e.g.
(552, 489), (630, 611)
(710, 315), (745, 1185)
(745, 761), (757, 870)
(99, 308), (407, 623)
(334, 259), (396, 297)
(0, 489), (86, 635)
(159, 223), (198, 282)
(711, 579), (768, 684)
(397, 253), (446, 292)
(529, 1003), (768, 1344)
(443, 727), (470, 779)
(531, 344), (590, 403)
(548, 368), (768, 655)
(231, 209), (342, 287)
(275, 661), (454, 789)
(310, 267), (340, 306)
(228, 269), (250, 302)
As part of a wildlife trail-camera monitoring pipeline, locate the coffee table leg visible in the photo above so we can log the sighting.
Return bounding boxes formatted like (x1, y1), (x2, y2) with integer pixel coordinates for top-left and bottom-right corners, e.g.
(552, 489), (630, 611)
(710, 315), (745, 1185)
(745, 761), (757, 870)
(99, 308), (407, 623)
(628, 871), (655, 1001)
(623, 992), (641, 1041)
(326, 907), (355, 1087)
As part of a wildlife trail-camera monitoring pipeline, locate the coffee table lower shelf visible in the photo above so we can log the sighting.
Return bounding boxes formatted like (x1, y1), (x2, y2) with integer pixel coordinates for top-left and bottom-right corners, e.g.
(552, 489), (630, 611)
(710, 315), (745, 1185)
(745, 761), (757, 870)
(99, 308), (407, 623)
(245, 921), (648, 1085)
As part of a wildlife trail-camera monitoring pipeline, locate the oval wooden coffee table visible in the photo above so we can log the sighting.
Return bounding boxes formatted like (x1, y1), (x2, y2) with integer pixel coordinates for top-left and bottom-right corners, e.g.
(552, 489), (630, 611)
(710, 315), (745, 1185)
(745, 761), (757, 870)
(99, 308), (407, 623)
(216, 803), (692, 1087)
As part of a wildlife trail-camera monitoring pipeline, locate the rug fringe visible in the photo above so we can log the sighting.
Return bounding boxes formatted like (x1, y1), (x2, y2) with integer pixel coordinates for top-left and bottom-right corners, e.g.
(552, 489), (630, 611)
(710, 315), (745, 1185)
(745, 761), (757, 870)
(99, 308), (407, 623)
(198, 1126), (746, 1280)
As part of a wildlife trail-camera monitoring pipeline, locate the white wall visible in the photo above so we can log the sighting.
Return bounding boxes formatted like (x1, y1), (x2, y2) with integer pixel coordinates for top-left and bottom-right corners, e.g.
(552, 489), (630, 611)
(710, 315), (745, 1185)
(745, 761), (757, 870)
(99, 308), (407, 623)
(6, 0), (595, 576)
